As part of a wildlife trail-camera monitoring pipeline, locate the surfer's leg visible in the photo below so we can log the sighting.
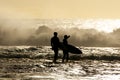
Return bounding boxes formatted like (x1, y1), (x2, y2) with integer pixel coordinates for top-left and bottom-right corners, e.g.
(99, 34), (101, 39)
(62, 51), (66, 63)
(66, 52), (69, 62)
(53, 49), (58, 63)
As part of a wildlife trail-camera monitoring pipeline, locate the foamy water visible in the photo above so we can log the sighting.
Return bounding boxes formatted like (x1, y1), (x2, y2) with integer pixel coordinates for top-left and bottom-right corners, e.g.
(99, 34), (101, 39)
(0, 46), (120, 80)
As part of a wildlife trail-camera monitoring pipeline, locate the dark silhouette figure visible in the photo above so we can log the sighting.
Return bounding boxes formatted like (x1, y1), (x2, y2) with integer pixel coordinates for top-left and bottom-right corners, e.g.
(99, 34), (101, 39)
(62, 35), (70, 63)
(51, 32), (60, 63)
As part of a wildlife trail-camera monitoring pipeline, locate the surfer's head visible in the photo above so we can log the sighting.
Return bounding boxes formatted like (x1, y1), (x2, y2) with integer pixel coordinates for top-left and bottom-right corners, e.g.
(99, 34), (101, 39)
(54, 32), (58, 36)
(64, 35), (70, 39)
(64, 35), (67, 39)
(64, 35), (68, 39)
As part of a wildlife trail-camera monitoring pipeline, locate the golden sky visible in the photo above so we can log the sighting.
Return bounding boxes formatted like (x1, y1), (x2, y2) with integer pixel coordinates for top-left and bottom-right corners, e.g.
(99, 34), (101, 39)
(0, 0), (120, 19)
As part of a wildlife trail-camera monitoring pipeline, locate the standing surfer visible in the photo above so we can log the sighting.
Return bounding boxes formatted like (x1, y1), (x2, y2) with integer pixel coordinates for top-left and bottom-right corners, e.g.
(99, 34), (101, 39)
(62, 35), (70, 63)
(51, 32), (60, 63)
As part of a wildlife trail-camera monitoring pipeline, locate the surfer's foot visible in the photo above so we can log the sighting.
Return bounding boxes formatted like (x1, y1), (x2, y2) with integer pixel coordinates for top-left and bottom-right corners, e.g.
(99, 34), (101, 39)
(62, 59), (65, 63)
(66, 60), (68, 62)
(53, 60), (57, 63)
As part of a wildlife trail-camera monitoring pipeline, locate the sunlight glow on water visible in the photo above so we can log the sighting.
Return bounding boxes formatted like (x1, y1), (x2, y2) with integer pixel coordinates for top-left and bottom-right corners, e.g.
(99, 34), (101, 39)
(95, 75), (120, 80)
(82, 47), (120, 55)
(27, 75), (55, 79)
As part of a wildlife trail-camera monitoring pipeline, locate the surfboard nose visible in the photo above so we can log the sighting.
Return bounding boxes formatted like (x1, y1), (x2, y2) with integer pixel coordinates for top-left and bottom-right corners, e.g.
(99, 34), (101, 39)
(78, 49), (82, 54)
(80, 50), (82, 54)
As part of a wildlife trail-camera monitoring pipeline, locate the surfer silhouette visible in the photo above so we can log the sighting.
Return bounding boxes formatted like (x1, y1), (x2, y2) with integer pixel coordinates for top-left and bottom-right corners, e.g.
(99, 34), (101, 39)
(62, 35), (70, 63)
(51, 32), (60, 63)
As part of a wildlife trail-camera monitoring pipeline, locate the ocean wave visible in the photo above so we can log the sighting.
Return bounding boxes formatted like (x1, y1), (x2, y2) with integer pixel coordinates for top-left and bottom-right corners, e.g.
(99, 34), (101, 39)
(0, 46), (120, 60)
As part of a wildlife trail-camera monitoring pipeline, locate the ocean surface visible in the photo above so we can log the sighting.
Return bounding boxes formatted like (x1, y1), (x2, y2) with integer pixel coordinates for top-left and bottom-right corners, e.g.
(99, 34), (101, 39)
(0, 46), (120, 80)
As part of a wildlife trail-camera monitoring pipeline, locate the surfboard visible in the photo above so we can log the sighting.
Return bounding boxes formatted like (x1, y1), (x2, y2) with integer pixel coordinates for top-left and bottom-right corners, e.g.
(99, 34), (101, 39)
(59, 42), (82, 54)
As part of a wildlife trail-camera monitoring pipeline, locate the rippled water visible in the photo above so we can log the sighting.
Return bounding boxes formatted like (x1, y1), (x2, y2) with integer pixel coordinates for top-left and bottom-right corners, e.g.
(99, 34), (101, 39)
(0, 46), (120, 80)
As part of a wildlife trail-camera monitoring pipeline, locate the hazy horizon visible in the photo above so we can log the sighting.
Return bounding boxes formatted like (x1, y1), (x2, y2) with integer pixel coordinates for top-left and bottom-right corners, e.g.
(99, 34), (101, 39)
(1, 19), (120, 32)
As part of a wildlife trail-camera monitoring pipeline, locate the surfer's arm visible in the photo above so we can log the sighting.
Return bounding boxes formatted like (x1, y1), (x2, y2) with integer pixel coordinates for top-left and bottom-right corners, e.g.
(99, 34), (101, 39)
(68, 35), (70, 38)
(67, 35), (70, 39)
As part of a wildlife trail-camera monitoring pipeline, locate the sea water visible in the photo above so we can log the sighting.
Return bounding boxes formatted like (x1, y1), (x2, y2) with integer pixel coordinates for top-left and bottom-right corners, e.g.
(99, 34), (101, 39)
(0, 46), (120, 80)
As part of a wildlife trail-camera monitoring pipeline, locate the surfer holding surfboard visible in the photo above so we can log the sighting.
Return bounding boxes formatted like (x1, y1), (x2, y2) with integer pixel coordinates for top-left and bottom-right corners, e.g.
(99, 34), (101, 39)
(62, 35), (70, 63)
(51, 32), (82, 63)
